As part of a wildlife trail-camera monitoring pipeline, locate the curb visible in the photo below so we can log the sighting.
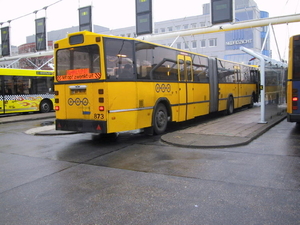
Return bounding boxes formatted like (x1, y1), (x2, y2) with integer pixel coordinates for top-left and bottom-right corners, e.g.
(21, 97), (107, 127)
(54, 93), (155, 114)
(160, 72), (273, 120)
(161, 114), (287, 148)
(0, 113), (55, 124)
(24, 124), (78, 136)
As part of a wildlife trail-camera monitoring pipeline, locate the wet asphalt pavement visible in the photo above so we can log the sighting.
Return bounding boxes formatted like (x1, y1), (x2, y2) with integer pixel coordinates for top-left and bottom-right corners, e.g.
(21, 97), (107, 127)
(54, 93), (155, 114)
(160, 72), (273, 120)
(0, 111), (300, 225)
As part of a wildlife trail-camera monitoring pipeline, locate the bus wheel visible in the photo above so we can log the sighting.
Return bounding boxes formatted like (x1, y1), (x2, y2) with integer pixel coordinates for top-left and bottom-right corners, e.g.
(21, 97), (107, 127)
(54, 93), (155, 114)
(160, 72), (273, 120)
(226, 96), (234, 115)
(248, 94), (254, 108)
(153, 103), (168, 134)
(40, 100), (52, 113)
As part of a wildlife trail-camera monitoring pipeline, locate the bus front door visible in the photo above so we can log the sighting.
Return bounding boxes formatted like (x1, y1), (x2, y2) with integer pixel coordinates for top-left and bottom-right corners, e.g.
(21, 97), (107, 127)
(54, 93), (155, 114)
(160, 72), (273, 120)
(177, 55), (194, 121)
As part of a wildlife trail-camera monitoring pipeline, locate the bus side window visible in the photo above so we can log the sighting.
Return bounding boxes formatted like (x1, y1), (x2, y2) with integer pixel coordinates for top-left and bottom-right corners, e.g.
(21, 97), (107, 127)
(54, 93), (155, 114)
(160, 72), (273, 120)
(4, 77), (13, 94)
(135, 41), (153, 80)
(104, 38), (134, 80)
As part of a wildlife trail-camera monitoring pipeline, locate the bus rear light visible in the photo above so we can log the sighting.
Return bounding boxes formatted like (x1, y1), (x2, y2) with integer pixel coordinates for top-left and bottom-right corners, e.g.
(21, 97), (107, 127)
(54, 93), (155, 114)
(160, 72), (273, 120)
(55, 98), (59, 103)
(98, 89), (104, 94)
(99, 97), (104, 103)
(99, 106), (105, 111)
(292, 98), (298, 110)
(55, 91), (59, 95)
(55, 106), (60, 111)
(54, 43), (59, 49)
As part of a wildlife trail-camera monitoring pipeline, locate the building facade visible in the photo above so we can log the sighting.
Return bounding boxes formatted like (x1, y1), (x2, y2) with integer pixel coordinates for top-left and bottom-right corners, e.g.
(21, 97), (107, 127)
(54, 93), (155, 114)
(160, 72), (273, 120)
(1, 0), (269, 69)
(104, 0), (270, 64)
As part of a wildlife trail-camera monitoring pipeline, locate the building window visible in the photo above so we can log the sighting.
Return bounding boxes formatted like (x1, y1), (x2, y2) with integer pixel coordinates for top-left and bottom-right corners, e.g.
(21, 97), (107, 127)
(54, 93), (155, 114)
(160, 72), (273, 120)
(175, 25), (181, 31)
(209, 38), (217, 47)
(168, 27), (173, 32)
(191, 23), (197, 29)
(184, 41), (189, 49)
(200, 39), (206, 48)
(177, 42), (182, 49)
(183, 24), (189, 29)
(192, 40), (197, 49)
(161, 28), (165, 33)
(200, 22), (206, 27)
(154, 29), (158, 34)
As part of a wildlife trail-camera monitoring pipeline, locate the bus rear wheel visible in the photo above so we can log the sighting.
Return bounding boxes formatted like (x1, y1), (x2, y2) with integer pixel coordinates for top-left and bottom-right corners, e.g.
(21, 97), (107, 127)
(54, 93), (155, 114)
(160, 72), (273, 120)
(40, 100), (52, 113)
(153, 103), (168, 135)
(226, 96), (234, 115)
(248, 94), (254, 108)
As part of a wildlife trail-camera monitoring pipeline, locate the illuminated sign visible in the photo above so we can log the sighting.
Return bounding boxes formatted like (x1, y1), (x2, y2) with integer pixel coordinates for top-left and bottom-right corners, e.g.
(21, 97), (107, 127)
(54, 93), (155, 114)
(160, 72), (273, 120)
(35, 17), (46, 51)
(136, 0), (151, 13)
(79, 6), (92, 31)
(57, 68), (101, 81)
(1, 27), (10, 56)
(136, 0), (153, 35)
(211, 0), (233, 25)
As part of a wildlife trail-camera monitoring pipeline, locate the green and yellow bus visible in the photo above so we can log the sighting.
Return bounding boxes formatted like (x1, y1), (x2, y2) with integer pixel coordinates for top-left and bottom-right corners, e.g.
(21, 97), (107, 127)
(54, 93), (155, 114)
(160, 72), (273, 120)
(287, 34), (300, 123)
(0, 68), (54, 114)
(54, 31), (259, 134)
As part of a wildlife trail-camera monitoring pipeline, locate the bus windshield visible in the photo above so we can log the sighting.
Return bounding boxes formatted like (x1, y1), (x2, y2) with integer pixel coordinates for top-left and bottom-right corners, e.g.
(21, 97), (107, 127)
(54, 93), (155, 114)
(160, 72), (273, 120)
(56, 44), (101, 81)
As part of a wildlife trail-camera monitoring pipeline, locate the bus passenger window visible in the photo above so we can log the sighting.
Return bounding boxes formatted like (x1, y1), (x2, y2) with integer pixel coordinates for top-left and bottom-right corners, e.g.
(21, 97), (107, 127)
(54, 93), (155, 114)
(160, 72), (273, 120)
(4, 77), (13, 94)
(120, 64), (133, 79)
(104, 38), (134, 80)
(135, 42), (153, 80)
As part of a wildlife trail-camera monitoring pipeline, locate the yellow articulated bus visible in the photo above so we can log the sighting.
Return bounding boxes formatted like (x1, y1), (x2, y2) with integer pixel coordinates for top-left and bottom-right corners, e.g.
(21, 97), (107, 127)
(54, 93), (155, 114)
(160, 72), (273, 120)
(0, 68), (54, 114)
(54, 31), (259, 134)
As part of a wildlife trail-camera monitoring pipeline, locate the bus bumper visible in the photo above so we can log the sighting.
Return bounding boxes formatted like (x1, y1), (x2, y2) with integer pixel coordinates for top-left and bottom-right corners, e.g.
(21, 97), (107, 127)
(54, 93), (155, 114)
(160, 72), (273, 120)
(55, 119), (107, 133)
(287, 114), (300, 123)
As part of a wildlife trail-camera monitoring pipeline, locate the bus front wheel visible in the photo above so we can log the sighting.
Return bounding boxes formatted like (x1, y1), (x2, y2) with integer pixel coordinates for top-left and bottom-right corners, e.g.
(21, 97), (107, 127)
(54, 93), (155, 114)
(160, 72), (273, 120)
(153, 103), (168, 135)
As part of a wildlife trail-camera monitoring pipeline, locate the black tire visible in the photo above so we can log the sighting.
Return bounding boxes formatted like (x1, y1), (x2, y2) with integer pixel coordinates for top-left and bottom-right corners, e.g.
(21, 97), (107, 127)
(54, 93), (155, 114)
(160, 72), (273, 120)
(153, 103), (168, 134)
(226, 96), (234, 115)
(248, 94), (254, 108)
(40, 100), (51, 113)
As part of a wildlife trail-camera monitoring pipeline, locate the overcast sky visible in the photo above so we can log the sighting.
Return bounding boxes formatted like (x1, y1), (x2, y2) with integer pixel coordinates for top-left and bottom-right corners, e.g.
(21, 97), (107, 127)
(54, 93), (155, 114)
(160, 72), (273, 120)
(0, 0), (300, 60)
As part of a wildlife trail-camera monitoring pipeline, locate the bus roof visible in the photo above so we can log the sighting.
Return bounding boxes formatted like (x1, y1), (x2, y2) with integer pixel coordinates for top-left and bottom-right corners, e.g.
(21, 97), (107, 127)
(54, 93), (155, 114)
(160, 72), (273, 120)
(55, 31), (257, 68)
